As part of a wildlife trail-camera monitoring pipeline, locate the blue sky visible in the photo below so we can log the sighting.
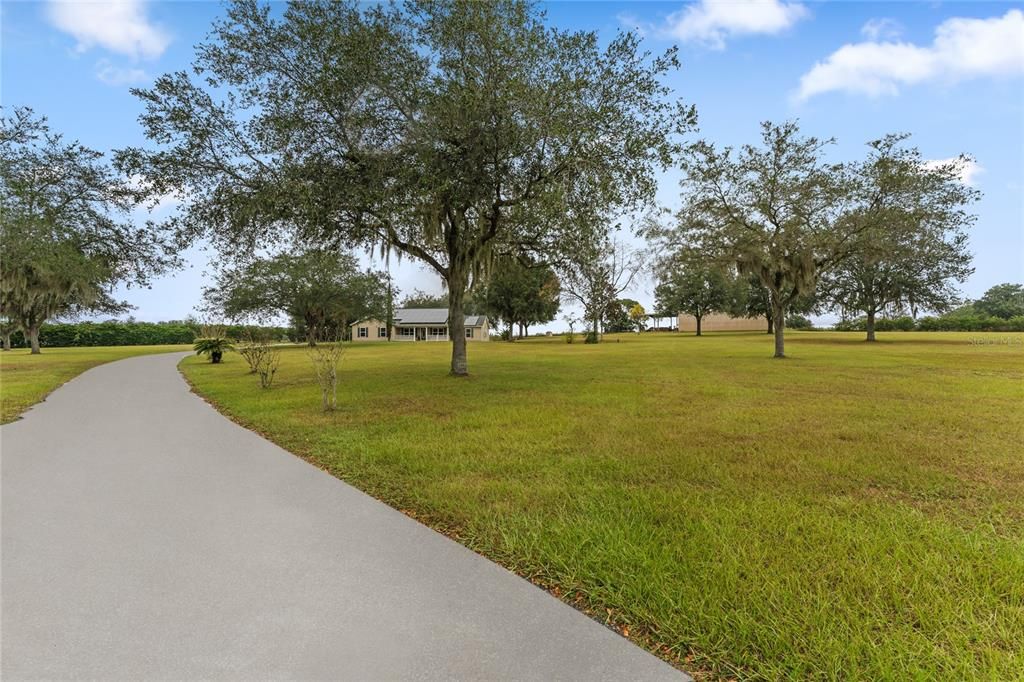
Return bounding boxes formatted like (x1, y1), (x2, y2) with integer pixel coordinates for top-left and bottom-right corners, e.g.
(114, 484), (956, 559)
(2, 1), (1022, 326)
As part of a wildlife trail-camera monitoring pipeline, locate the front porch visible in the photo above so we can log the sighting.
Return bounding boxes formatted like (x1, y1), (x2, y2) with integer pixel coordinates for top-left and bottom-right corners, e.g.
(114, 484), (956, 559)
(395, 325), (450, 341)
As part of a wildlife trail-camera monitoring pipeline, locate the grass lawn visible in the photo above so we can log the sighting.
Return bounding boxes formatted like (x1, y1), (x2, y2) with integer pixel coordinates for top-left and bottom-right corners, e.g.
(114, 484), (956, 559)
(180, 331), (1024, 680)
(0, 345), (190, 424)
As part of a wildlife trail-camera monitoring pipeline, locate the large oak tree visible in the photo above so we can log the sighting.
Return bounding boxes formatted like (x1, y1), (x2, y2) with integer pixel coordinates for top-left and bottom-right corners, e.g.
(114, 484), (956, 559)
(1, 108), (173, 353)
(820, 135), (977, 341)
(118, 0), (690, 375)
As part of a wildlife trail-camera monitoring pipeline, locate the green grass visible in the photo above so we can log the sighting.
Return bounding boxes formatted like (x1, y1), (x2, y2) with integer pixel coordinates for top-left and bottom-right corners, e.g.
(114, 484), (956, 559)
(181, 332), (1024, 680)
(0, 345), (190, 424)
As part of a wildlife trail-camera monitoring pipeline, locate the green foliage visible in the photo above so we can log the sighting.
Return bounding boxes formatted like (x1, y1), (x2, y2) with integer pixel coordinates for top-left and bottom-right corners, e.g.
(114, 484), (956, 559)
(785, 313), (815, 329)
(603, 298), (639, 334)
(820, 135), (977, 337)
(120, 0), (690, 374)
(193, 332), (235, 364)
(654, 258), (731, 335)
(479, 259), (560, 338)
(400, 290), (449, 310)
(0, 107), (175, 352)
(835, 313), (1024, 332)
(973, 283), (1024, 319)
(204, 249), (388, 343)
(5, 320), (289, 348)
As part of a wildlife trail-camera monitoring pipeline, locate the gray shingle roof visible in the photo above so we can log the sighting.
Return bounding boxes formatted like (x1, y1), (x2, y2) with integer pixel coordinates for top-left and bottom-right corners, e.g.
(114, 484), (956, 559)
(394, 308), (486, 327)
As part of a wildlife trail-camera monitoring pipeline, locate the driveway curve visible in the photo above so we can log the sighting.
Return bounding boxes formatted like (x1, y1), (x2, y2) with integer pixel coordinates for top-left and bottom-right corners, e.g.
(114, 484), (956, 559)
(1, 351), (684, 680)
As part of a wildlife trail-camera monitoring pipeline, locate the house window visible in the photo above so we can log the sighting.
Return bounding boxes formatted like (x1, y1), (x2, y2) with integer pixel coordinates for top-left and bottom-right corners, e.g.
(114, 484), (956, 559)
(378, 327), (387, 338)
(399, 327), (415, 338)
(429, 326), (447, 337)
(358, 327), (368, 338)
(465, 328), (474, 339)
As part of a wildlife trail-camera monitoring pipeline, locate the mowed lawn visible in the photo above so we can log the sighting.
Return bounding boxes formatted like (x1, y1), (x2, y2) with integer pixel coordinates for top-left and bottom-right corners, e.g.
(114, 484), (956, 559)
(0, 345), (190, 424)
(181, 332), (1024, 680)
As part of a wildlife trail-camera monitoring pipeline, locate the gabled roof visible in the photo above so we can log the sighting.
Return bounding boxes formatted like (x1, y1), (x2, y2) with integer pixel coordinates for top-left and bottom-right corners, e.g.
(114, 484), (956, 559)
(393, 308), (486, 327)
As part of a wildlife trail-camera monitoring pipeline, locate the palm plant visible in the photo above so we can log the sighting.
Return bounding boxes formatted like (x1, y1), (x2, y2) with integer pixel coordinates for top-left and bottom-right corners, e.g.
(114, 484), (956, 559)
(193, 327), (234, 364)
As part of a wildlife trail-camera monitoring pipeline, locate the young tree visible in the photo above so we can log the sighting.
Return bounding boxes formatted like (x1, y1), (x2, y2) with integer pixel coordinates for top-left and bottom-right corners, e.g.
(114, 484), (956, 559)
(0, 108), (173, 353)
(654, 263), (730, 336)
(204, 249), (388, 344)
(821, 136), (977, 341)
(118, 0), (691, 375)
(560, 236), (643, 343)
(628, 302), (647, 333)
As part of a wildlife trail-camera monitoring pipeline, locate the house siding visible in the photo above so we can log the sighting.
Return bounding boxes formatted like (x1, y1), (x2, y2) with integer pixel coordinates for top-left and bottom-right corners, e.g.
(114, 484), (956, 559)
(349, 317), (491, 342)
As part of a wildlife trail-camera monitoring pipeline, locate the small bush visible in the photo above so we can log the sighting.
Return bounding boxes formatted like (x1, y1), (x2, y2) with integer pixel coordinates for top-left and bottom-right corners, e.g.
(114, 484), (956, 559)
(786, 314), (814, 330)
(238, 332), (281, 388)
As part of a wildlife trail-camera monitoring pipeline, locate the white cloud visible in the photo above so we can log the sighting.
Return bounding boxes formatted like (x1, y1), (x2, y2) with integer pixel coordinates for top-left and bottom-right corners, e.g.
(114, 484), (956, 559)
(860, 18), (902, 41)
(94, 58), (148, 86)
(662, 0), (808, 49)
(46, 0), (170, 60)
(797, 9), (1024, 101)
(923, 157), (984, 187)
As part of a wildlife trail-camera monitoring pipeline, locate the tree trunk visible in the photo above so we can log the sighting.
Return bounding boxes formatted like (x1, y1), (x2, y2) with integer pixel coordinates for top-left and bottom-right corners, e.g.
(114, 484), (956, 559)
(28, 325), (41, 354)
(865, 310), (877, 342)
(2, 333), (10, 351)
(448, 279), (469, 376)
(766, 314), (774, 335)
(695, 314), (702, 337)
(772, 305), (785, 358)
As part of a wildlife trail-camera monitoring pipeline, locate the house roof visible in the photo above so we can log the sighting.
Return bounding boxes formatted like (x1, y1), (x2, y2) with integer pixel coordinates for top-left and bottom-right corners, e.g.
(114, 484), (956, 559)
(392, 308), (485, 327)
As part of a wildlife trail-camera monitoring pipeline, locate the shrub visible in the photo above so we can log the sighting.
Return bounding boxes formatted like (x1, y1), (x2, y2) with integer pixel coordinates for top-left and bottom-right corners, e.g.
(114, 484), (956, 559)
(237, 331), (281, 387)
(785, 314), (814, 330)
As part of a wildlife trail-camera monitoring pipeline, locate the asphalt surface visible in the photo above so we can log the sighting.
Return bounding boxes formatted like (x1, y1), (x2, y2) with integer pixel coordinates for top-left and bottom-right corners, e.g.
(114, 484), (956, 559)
(1, 351), (686, 681)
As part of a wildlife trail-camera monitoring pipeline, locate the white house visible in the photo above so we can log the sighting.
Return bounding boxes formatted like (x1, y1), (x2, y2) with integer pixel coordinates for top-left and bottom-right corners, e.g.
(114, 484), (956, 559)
(350, 308), (490, 342)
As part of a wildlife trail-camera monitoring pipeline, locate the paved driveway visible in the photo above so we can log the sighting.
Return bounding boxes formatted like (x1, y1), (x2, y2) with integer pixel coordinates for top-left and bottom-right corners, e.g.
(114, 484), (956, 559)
(1, 352), (685, 680)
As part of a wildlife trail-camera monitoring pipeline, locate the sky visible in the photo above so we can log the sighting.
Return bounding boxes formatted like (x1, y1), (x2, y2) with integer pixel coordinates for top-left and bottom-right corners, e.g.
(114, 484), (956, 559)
(2, 0), (1022, 329)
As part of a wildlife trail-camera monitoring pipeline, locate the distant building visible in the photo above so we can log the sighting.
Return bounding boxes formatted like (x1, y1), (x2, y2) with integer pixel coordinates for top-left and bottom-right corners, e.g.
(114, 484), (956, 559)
(350, 308), (490, 342)
(677, 312), (765, 332)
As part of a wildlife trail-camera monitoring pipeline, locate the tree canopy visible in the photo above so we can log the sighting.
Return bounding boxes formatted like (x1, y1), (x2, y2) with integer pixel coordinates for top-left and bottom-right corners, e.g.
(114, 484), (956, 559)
(118, 0), (691, 374)
(973, 283), (1024, 320)
(820, 134), (977, 341)
(204, 249), (389, 343)
(654, 259), (731, 336)
(479, 259), (560, 339)
(0, 107), (174, 353)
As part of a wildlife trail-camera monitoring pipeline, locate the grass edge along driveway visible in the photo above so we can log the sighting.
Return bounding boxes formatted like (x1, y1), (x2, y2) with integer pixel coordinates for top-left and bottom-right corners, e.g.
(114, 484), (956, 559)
(180, 332), (1024, 680)
(0, 345), (190, 424)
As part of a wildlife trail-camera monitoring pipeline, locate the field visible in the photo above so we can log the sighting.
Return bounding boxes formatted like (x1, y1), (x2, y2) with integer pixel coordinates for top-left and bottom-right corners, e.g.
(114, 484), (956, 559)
(0, 345), (190, 424)
(188, 332), (1019, 678)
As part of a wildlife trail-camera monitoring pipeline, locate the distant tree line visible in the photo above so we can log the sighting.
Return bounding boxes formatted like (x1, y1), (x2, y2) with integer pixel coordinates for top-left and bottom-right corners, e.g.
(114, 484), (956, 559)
(1, 320), (292, 350)
(833, 283), (1024, 332)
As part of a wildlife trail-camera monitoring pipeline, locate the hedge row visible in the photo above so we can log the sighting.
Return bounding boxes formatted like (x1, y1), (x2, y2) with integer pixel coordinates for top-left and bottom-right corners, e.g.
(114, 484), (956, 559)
(833, 315), (1024, 332)
(7, 321), (293, 348)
